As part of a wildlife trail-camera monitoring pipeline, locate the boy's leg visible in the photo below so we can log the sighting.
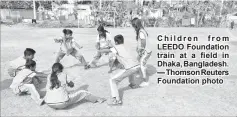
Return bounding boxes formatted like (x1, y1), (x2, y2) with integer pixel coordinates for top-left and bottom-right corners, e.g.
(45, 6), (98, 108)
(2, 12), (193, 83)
(19, 84), (43, 105)
(109, 66), (140, 101)
(128, 74), (138, 88)
(55, 51), (66, 63)
(71, 49), (87, 66)
(136, 47), (142, 61)
(8, 68), (17, 77)
(84, 94), (106, 103)
(67, 90), (102, 105)
(108, 55), (117, 73)
(109, 70), (126, 101)
(140, 51), (152, 80)
(139, 51), (152, 87)
(47, 90), (105, 109)
(88, 51), (102, 67)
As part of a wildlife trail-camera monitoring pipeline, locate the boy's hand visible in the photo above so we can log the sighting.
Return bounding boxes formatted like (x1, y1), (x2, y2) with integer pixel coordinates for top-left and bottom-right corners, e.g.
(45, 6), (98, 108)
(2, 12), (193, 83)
(68, 81), (74, 88)
(78, 46), (83, 49)
(54, 39), (63, 43)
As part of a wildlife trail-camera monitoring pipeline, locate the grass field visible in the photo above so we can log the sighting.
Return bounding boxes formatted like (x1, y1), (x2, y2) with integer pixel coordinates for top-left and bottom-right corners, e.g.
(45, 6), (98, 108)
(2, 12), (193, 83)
(1, 25), (237, 116)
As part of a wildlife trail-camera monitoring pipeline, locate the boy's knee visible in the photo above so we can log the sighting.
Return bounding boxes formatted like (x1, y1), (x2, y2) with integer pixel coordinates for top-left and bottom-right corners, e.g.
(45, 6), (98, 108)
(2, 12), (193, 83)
(109, 78), (114, 83)
(76, 55), (84, 61)
(109, 78), (117, 84)
(94, 55), (101, 59)
(75, 53), (82, 58)
(57, 55), (64, 60)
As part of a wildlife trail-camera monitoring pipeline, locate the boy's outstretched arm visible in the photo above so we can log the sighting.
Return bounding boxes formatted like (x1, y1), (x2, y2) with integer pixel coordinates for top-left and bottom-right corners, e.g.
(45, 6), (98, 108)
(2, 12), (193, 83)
(98, 49), (111, 53)
(65, 74), (74, 88)
(33, 72), (47, 84)
(54, 37), (63, 43)
(35, 72), (48, 78)
(73, 41), (83, 49)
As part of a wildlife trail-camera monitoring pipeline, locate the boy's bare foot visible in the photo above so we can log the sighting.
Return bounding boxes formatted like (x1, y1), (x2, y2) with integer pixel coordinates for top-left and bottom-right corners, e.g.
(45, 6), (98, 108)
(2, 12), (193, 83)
(84, 65), (90, 69)
(107, 97), (122, 106)
(139, 81), (149, 87)
(37, 99), (45, 106)
(85, 63), (97, 69)
(128, 83), (140, 89)
(97, 98), (106, 103)
(90, 63), (97, 68)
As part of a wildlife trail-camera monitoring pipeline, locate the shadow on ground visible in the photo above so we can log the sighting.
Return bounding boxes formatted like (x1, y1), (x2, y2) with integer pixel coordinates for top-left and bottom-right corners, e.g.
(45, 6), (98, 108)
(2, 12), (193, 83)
(1, 78), (13, 91)
(119, 64), (157, 101)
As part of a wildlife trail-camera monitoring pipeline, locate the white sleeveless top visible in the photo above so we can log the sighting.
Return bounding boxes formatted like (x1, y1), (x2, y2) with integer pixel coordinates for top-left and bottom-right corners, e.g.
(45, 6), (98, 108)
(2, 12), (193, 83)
(96, 32), (112, 49)
(137, 29), (151, 53)
(10, 69), (35, 94)
(44, 73), (69, 104)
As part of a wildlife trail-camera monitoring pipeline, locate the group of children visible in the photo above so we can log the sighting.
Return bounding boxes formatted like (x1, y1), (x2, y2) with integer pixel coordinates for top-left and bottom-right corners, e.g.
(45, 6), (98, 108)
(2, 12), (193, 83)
(8, 18), (152, 108)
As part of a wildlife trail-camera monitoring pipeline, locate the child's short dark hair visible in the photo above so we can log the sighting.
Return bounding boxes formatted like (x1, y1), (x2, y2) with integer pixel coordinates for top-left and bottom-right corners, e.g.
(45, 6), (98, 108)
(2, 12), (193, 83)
(24, 48), (36, 56)
(63, 29), (73, 35)
(114, 35), (124, 45)
(25, 59), (36, 69)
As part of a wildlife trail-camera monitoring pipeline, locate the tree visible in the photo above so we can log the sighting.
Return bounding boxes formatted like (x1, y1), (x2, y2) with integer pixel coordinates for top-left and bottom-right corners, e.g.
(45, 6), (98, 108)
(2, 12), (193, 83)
(0, 1), (33, 9)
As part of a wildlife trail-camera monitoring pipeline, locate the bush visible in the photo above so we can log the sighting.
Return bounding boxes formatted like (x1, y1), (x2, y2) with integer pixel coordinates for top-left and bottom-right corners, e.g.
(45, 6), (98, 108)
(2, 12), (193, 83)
(27, 20), (95, 28)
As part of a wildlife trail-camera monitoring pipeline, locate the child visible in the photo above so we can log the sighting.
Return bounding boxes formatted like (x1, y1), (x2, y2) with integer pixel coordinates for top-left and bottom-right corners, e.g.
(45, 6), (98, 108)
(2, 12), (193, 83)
(87, 25), (113, 68)
(10, 60), (46, 105)
(8, 48), (35, 77)
(54, 29), (88, 69)
(44, 63), (106, 109)
(131, 18), (152, 87)
(107, 46), (124, 73)
(108, 35), (141, 106)
(108, 56), (123, 73)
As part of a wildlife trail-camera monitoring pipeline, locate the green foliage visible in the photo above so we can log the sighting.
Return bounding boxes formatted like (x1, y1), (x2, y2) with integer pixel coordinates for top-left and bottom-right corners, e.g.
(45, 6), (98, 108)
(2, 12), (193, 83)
(0, 1), (33, 9)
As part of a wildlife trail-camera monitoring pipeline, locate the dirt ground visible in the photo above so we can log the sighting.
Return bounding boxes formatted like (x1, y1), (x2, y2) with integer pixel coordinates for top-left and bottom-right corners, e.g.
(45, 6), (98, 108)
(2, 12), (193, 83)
(1, 25), (237, 116)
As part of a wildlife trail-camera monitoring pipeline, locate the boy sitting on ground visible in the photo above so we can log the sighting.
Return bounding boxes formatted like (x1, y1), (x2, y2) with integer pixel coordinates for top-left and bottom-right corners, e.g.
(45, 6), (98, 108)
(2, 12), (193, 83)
(10, 60), (47, 105)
